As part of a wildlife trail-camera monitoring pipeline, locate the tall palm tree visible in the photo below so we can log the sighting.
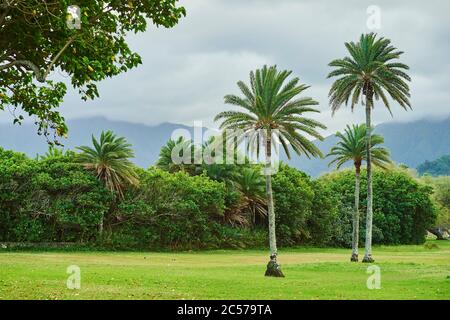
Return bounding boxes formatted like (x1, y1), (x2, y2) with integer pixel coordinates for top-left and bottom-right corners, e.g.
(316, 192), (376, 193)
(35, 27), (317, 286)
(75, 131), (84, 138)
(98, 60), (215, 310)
(327, 33), (411, 262)
(327, 124), (391, 262)
(215, 65), (326, 277)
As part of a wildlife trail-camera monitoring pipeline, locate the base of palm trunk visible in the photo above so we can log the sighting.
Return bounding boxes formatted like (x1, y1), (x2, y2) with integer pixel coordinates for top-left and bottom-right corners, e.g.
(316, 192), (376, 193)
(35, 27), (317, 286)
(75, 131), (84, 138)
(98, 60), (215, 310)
(265, 257), (285, 277)
(350, 253), (358, 262)
(362, 254), (375, 263)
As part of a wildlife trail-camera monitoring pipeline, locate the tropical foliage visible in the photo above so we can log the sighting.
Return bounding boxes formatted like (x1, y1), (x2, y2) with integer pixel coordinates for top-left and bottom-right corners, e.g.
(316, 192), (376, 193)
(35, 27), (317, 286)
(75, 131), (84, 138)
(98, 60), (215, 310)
(272, 164), (338, 247)
(234, 167), (267, 225)
(0, 146), (436, 249)
(156, 136), (196, 174)
(0, 146), (437, 250)
(320, 167), (436, 246)
(76, 130), (139, 198)
(0, 148), (111, 242)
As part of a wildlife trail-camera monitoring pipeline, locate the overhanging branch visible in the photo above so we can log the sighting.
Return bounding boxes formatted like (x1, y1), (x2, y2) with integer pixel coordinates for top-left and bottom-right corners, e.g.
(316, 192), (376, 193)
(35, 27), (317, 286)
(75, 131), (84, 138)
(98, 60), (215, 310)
(40, 36), (75, 81)
(0, 36), (76, 82)
(0, 59), (41, 76)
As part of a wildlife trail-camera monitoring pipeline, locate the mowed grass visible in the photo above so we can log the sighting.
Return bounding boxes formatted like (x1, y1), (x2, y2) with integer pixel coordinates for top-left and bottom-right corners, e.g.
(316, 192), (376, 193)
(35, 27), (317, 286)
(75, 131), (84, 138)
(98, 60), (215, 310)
(0, 241), (449, 300)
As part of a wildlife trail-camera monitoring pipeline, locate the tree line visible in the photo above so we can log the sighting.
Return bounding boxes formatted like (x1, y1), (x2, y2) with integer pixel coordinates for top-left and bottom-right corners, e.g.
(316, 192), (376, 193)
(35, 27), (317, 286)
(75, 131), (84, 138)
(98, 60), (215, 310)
(0, 140), (437, 252)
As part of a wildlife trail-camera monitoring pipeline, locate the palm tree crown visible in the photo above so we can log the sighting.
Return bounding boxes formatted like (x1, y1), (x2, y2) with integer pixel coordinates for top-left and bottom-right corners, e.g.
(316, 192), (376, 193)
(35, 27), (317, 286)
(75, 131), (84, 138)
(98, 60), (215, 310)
(327, 33), (411, 114)
(76, 130), (138, 198)
(234, 167), (267, 222)
(327, 124), (391, 170)
(215, 65), (326, 159)
(156, 136), (196, 174)
(38, 146), (71, 160)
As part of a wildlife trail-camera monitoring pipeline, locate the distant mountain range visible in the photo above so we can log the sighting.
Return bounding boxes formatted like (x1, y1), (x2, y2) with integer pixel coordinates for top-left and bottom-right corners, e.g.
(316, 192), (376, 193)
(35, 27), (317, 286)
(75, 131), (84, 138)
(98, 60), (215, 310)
(0, 117), (194, 170)
(286, 117), (450, 176)
(1, 116), (449, 177)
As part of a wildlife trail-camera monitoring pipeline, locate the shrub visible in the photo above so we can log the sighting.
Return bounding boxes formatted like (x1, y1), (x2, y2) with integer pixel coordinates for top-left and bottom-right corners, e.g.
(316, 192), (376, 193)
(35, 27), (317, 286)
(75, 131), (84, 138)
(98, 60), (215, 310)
(272, 164), (339, 247)
(272, 164), (314, 246)
(110, 168), (226, 249)
(420, 176), (450, 229)
(319, 167), (437, 245)
(0, 148), (111, 242)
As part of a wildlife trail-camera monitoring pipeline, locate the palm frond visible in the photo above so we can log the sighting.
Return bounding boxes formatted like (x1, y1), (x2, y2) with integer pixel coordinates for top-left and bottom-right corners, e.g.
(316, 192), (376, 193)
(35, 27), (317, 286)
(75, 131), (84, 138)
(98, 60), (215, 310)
(215, 65), (326, 162)
(328, 33), (412, 115)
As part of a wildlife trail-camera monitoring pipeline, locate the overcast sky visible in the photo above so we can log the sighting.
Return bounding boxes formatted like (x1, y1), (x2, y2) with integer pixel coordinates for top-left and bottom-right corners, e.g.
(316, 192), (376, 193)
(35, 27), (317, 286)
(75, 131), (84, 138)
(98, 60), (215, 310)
(5, 0), (450, 135)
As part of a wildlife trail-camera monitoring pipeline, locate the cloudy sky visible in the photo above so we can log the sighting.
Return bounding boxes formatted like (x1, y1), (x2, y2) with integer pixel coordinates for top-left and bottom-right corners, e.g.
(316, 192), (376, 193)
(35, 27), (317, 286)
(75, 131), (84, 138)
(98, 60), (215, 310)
(8, 0), (450, 135)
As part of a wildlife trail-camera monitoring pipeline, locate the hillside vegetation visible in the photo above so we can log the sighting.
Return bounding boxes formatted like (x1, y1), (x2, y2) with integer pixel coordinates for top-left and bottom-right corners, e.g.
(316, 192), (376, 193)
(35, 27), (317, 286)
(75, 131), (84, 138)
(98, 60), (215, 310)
(417, 155), (450, 176)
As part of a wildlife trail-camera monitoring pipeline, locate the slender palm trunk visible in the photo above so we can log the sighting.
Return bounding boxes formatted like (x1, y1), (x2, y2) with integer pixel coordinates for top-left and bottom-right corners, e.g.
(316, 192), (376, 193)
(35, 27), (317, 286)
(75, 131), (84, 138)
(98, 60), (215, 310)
(99, 215), (104, 236)
(264, 133), (284, 277)
(363, 94), (375, 263)
(351, 164), (361, 262)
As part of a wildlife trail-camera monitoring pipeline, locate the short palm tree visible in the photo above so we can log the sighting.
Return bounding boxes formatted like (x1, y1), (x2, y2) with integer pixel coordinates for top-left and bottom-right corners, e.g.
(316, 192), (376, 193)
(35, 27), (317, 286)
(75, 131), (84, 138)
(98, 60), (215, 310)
(327, 33), (411, 262)
(37, 146), (68, 160)
(156, 136), (196, 174)
(215, 65), (326, 276)
(77, 131), (138, 235)
(201, 135), (245, 185)
(327, 124), (391, 262)
(77, 130), (139, 198)
(234, 167), (267, 224)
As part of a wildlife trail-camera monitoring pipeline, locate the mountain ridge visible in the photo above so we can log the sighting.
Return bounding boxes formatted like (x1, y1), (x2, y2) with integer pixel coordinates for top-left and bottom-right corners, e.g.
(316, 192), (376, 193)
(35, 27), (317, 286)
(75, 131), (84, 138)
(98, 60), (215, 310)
(1, 116), (449, 177)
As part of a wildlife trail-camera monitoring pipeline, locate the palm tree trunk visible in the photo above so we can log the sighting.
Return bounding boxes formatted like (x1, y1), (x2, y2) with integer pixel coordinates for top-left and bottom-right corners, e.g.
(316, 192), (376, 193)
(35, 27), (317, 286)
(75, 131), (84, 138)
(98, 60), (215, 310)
(99, 215), (104, 236)
(363, 95), (375, 263)
(351, 164), (361, 262)
(264, 133), (284, 277)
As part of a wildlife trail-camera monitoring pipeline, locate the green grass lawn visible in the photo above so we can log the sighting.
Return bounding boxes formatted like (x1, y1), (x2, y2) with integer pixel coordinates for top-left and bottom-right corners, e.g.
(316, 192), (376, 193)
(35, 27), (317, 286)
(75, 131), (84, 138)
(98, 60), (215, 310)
(0, 241), (449, 300)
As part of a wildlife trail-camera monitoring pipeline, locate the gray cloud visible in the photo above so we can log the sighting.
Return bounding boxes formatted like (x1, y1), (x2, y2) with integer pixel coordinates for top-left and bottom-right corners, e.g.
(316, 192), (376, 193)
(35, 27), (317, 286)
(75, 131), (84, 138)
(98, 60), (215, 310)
(3, 0), (450, 136)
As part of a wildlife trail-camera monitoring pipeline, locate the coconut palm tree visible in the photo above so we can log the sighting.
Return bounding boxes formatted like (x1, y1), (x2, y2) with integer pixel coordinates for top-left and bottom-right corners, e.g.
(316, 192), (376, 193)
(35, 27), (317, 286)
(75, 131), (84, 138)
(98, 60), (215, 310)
(327, 124), (391, 262)
(215, 65), (326, 276)
(327, 33), (411, 262)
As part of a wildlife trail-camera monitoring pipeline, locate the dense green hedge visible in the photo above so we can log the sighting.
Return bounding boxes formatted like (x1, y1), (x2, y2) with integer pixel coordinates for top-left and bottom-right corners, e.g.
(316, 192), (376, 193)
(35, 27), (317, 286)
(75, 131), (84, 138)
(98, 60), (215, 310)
(272, 164), (338, 247)
(420, 175), (450, 229)
(0, 148), (437, 249)
(0, 149), (111, 242)
(0, 149), (266, 249)
(109, 168), (262, 250)
(319, 168), (437, 246)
